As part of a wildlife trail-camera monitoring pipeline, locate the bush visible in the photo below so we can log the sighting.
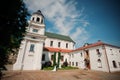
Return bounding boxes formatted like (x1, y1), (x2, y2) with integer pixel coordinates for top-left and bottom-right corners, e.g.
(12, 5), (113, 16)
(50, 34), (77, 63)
(62, 61), (68, 67)
(43, 61), (52, 68)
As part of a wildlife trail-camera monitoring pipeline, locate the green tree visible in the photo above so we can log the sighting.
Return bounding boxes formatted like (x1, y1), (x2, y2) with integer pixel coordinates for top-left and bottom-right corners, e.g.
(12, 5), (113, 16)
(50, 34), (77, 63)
(0, 0), (29, 72)
(53, 52), (56, 66)
(57, 52), (61, 68)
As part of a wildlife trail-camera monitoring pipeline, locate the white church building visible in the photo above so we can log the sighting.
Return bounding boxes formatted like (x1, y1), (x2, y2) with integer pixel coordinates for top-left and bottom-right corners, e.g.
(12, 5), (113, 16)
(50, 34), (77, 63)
(13, 10), (120, 72)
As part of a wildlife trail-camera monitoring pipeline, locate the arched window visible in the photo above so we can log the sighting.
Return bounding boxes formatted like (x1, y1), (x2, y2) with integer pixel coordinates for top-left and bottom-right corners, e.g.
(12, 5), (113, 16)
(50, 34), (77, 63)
(97, 59), (102, 68)
(32, 17), (34, 21)
(112, 60), (117, 68)
(36, 17), (40, 22)
(41, 18), (43, 24)
(96, 49), (101, 57)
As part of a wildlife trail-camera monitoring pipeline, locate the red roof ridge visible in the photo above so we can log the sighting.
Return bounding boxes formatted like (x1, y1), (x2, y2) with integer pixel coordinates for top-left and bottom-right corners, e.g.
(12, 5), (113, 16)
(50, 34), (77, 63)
(73, 41), (120, 52)
(43, 47), (73, 53)
(73, 41), (105, 51)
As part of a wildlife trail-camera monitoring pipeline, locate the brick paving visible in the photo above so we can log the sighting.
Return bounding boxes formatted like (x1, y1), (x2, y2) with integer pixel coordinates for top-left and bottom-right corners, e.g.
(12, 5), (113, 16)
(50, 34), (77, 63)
(1, 69), (120, 80)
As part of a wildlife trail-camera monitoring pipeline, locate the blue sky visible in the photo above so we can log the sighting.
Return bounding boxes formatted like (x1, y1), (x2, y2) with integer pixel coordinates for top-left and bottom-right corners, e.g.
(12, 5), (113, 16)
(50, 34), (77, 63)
(24, 0), (120, 48)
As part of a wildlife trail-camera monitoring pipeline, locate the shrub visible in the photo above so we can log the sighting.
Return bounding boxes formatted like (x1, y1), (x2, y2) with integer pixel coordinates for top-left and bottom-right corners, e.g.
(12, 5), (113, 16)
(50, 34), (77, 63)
(44, 61), (52, 67)
(62, 61), (68, 67)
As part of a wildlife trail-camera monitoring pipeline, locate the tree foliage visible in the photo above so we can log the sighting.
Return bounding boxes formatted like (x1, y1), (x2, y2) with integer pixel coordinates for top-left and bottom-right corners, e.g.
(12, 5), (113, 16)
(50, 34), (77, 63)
(0, 0), (29, 69)
(53, 52), (56, 66)
(57, 52), (61, 68)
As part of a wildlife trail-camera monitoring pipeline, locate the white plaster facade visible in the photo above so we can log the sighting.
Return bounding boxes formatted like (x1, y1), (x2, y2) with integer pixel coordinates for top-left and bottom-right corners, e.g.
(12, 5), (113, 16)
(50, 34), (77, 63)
(13, 10), (46, 70)
(69, 42), (120, 72)
(13, 10), (120, 72)
(44, 38), (74, 50)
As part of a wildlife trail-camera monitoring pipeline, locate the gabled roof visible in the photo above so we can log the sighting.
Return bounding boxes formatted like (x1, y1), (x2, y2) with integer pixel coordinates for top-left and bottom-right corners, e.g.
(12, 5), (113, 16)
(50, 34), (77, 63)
(73, 41), (120, 52)
(43, 47), (72, 53)
(45, 32), (75, 43)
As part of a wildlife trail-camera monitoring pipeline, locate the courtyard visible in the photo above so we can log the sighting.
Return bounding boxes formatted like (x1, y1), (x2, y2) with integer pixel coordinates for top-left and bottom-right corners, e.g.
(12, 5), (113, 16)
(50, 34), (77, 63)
(1, 69), (120, 80)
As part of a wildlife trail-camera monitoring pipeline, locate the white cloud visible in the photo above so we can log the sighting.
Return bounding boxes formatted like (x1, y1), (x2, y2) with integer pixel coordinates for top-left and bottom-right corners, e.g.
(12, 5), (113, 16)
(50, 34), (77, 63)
(24, 0), (89, 48)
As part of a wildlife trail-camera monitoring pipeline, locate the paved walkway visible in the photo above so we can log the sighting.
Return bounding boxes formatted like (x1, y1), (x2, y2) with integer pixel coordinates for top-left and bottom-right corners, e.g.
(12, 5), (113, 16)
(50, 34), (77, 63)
(1, 69), (120, 80)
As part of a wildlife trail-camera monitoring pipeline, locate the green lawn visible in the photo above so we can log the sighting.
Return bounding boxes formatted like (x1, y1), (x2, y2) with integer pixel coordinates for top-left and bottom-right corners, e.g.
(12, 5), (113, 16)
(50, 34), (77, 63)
(43, 66), (78, 70)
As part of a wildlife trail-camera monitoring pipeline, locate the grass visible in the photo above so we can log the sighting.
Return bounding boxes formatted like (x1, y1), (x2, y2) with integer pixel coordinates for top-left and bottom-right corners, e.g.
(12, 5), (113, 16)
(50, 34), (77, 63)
(59, 66), (78, 70)
(43, 66), (78, 70)
(43, 67), (53, 70)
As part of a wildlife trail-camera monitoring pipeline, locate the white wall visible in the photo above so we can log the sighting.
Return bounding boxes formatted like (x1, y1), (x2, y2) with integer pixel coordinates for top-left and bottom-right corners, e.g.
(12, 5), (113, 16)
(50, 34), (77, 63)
(42, 51), (70, 66)
(13, 40), (26, 70)
(105, 45), (120, 72)
(88, 46), (110, 72)
(44, 38), (74, 50)
(69, 44), (120, 72)
(69, 51), (85, 68)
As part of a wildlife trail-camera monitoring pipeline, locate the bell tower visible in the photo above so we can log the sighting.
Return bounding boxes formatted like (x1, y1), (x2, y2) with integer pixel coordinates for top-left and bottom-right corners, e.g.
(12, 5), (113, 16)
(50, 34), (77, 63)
(13, 10), (46, 70)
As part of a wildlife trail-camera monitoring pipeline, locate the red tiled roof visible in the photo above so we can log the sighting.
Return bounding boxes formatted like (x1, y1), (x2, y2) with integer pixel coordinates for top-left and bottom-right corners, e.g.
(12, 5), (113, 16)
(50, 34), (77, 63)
(73, 41), (120, 52)
(75, 41), (104, 51)
(43, 47), (72, 53)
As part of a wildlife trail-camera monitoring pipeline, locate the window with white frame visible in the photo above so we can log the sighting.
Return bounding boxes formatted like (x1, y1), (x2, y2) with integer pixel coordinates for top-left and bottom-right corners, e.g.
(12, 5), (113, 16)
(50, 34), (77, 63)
(50, 41), (53, 47)
(97, 59), (102, 68)
(61, 56), (64, 61)
(76, 62), (78, 66)
(69, 62), (71, 66)
(32, 29), (38, 32)
(96, 49), (101, 57)
(112, 60), (117, 68)
(110, 49), (113, 55)
(29, 44), (35, 52)
(66, 43), (68, 48)
(72, 62), (74, 66)
(58, 42), (61, 47)
(51, 55), (54, 61)
(72, 54), (74, 58)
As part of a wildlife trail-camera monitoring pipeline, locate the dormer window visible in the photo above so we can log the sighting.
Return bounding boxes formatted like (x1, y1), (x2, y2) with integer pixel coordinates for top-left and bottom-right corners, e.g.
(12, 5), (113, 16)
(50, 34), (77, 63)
(36, 17), (40, 22)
